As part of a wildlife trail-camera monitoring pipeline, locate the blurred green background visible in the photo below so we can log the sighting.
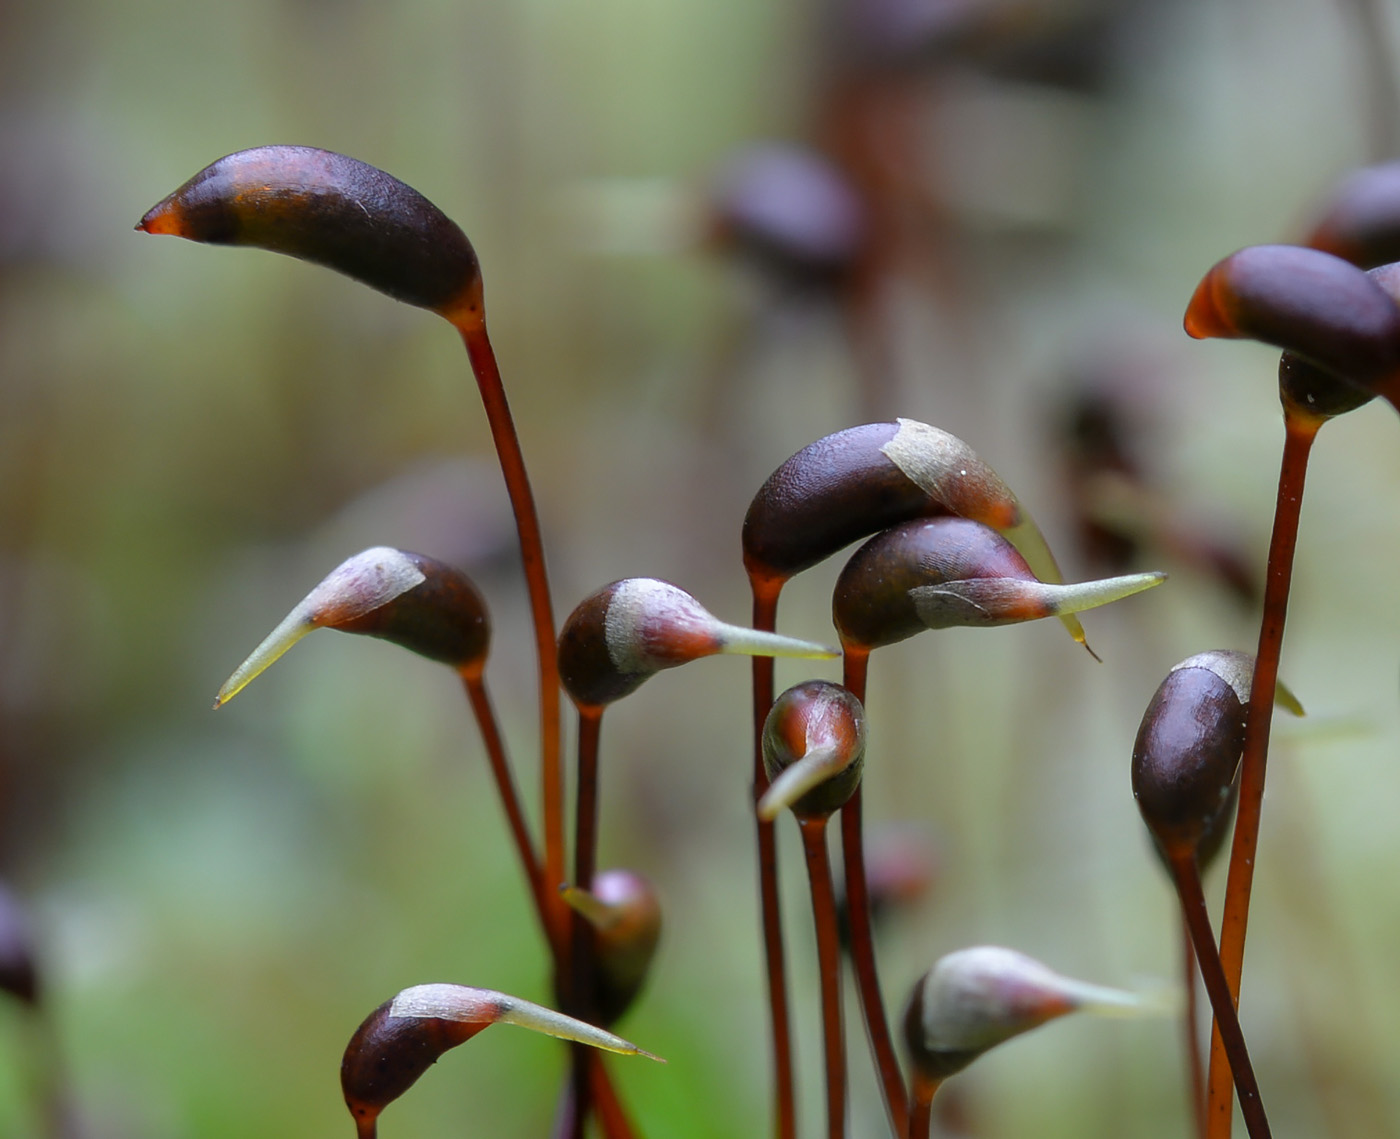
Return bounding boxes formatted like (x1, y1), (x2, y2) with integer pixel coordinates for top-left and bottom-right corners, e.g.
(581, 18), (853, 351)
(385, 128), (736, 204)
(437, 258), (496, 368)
(1, 0), (1399, 1135)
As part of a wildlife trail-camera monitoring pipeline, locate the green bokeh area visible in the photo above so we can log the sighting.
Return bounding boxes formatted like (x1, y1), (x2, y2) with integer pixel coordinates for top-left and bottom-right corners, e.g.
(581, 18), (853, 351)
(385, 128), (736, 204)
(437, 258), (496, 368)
(2, 0), (1400, 1136)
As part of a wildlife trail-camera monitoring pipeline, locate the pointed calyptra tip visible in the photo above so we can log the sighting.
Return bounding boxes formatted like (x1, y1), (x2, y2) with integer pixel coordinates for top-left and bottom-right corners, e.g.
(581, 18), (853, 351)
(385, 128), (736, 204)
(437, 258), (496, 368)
(903, 570), (1165, 636)
(1044, 570), (1167, 617)
(1274, 679), (1305, 717)
(836, 518), (1159, 651)
(903, 947), (1149, 1080)
(213, 547), (431, 707)
(560, 576), (832, 707)
(341, 980), (665, 1130)
(214, 609), (317, 707)
(713, 621), (838, 660)
(757, 745), (852, 821)
(475, 987), (665, 1061)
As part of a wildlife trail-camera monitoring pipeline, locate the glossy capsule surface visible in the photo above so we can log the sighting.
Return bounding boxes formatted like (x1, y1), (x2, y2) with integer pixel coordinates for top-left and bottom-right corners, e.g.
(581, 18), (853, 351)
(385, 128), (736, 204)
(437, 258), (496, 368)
(1305, 161), (1400, 269)
(743, 420), (1021, 587)
(710, 143), (866, 284)
(341, 998), (489, 1133)
(138, 146), (481, 317)
(1131, 654), (1248, 858)
(0, 885), (38, 1006)
(558, 578), (833, 708)
(900, 946), (1138, 1081)
(833, 517), (1040, 650)
(761, 680), (866, 819)
(1274, 262), (1400, 420)
(336, 551), (490, 669)
(1184, 244), (1400, 391)
(567, 869), (663, 1025)
(558, 581), (723, 707)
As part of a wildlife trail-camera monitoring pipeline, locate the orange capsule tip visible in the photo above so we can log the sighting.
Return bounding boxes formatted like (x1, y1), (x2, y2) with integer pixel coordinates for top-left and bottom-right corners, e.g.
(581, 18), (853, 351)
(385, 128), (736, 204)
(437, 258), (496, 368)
(135, 203), (184, 236)
(1182, 273), (1234, 340)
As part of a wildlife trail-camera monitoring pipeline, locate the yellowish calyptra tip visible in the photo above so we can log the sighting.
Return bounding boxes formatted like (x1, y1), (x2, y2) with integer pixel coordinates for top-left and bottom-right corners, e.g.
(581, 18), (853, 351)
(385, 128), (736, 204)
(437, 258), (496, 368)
(714, 621), (838, 660)
(214, 611), (315, 707)
(560, 884), (617, 931)
(212, 548), (426, 708)
(757, 745), (849, 821)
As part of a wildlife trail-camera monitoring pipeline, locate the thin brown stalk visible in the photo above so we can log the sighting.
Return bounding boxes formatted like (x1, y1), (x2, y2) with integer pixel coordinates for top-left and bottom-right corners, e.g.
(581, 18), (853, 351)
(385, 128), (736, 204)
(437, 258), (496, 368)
(460, 670), (550, 940)
(1170, 852), (1272, 1139)
(1182, 919), (1208, 1139)
(907, 1073), (942, 1139)
(568, 707), (605, 1018)
(555, 1055), (640, 1139)
(591, 1054), (640, 1139)
(455, 316), (567, 949)
(567, 1047), (592, 1139)
(575, 707), (604, 891)
(554, 1050), (642, 1139)
(566, 707), (606, 1138)
(800, 817), (848, 1139)
(840, 648), (909, 1135)
(550, 1073), (580, 1139)
(752, 581), (797, 1139)
(1207, 413), (1318, 1137)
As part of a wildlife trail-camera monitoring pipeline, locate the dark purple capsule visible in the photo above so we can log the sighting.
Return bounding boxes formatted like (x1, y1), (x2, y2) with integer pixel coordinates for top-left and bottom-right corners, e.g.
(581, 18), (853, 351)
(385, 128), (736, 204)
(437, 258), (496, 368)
(138, 147), (481, 319)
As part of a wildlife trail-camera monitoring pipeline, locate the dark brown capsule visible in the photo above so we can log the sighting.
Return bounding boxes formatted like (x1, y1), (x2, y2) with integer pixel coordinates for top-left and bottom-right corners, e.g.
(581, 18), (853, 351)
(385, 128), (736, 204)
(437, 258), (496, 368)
(1184, 244), (1400, 393)
(1273, 261), (1400, 419)
(742, 420), (1023, 589)
(831, 517), (1163, 651)
(1194, 778), (1239, 875)
(557, 578), (833, 709)
(0, 885), (38, 1006)
(1305, 162), (1400, 269)
(759, 680), (865, 821)
(901, 946), (1141, 1082)
(1134, 651), (1304, 865)
(1277, 352), (1375, 421)
(137, 147), (481, 320)
(341, 984), (661, 1136)
(334, 551), (489, 670)
(341, 997), (490, 1137)
(1054, 374), (1147, 573)
(1131, 651), (1252, 859)
(216, 547), (490, 706)
(562, 869), (662, 1025)
(709, 143), (867, 286)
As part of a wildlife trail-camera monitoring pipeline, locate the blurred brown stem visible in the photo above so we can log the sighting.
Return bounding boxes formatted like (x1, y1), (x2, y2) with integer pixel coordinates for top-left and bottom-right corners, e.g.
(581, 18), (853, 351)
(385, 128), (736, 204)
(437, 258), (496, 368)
(460, 670), (550, 940)
(752, 583), (797, 1139)
(841, 648), (909, 1135)
(455, 316), (567, 951)
(800, 816), (848, 1139)
(908, 1073), (943, 1139)
(1182, 920), (1207, 1139)
(1170, 852), (1272, 1139)
(1208, 413), (1317, 1138)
